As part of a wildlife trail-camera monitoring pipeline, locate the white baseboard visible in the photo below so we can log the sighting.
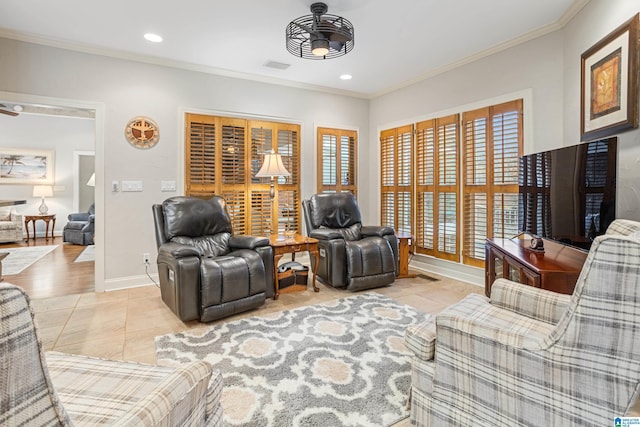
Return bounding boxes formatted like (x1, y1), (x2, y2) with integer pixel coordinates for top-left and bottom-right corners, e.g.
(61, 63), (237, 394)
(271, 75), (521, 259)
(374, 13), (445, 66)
(104, 273), (159, 292)
(409, 254), (484, 288)
(101, 254), (484, 292)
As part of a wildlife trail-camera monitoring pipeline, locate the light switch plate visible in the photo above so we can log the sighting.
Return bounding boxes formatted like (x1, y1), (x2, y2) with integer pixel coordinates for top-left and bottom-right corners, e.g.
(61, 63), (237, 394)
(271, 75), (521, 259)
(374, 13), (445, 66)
(121, 180), (143, 192)
(161, 180), (176, 192)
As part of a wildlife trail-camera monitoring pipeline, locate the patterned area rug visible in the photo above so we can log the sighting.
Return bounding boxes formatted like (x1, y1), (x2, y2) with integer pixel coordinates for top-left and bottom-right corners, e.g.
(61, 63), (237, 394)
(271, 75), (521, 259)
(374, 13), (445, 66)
(155, 293), (429, 427)
(0, 245), (58, 275)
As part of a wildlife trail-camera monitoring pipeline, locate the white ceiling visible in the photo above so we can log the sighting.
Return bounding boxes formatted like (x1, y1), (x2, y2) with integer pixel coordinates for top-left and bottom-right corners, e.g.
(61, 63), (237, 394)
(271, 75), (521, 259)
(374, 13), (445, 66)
(0, 0), (588, 98)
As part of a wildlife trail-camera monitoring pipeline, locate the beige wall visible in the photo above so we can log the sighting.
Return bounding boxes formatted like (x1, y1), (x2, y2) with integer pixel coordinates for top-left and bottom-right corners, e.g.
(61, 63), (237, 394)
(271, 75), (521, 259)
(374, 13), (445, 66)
(367, 0), (640, 282)
(0, 37), (369, 289)
(0, 113), (94, 236)
(2, 0), (639, 289)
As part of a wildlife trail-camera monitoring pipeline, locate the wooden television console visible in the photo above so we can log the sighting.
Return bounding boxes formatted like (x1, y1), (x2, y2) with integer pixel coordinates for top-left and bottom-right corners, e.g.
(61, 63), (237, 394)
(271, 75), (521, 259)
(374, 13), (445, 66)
(484, 237), (588, 297)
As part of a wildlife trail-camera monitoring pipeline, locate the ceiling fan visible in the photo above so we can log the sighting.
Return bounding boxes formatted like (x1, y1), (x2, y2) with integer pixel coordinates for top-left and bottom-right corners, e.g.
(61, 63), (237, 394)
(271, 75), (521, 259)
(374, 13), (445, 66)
(0, 104), (19, 117)
(286, 2), (354, 60)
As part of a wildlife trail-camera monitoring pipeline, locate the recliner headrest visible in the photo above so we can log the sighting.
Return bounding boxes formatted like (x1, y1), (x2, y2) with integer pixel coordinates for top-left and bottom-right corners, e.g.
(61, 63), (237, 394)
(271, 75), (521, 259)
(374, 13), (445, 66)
(162, 196), (232, 239)
(309, 193), (362, 229)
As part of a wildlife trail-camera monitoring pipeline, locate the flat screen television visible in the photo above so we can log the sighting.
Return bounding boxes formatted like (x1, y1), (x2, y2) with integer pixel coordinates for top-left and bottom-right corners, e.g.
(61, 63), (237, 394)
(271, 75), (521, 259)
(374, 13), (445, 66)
(518, 137), (617, 251)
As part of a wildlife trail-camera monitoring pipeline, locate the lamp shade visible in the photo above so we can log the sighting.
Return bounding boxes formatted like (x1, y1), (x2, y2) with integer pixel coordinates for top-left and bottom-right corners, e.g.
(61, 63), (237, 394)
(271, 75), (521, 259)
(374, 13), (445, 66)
(86, 173), (96, 187)
(255, 150), (290, 178)
(32, 185), (53, 198)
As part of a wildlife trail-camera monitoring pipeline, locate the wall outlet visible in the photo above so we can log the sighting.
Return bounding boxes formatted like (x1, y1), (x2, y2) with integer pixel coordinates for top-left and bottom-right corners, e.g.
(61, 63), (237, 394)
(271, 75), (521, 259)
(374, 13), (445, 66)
(143, 253), (150, 265)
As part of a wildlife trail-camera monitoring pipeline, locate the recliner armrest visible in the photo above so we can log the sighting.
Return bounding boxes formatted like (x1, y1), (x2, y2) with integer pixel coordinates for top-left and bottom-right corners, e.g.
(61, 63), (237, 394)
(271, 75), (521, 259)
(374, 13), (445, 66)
(361, 225), (395, 237)
(159, 242), (201, 259)
(310, 229), (344, 240)
(229, 235), (269, 250)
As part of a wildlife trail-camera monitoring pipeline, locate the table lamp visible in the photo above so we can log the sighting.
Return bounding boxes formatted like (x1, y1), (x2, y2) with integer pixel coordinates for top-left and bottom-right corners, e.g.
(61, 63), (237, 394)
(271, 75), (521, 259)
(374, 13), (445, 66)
(32, 185), (53, 215)
(255, 149), (290, 198)
(255, 149), (290, 236)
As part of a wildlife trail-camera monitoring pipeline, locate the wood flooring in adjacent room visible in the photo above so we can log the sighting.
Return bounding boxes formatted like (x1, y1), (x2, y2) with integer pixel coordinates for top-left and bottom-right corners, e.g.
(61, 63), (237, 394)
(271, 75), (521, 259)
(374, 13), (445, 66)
(0, 239), (94, 299)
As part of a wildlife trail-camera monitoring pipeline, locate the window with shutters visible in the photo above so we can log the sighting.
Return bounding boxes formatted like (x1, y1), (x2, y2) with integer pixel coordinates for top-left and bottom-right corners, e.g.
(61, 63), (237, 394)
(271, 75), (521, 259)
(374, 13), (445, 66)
(380, 99), (523, 267)
(185, 113), (301, 236)
(317, 127), (357, 195)
(462, 100), (522, 267)
(380, 125), (413, 236)
(413, 115), (460, 261)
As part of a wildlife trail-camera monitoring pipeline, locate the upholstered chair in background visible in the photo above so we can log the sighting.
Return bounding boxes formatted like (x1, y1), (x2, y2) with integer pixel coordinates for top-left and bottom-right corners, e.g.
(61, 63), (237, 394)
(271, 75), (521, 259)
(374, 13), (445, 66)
(302, 193), (398, 291)
(152, 196), (273, 322)
(0, 282), (223, 426)
(62, 203), (95, 245)
(0, 209), (23, 243)
(404, 219), (640, 426)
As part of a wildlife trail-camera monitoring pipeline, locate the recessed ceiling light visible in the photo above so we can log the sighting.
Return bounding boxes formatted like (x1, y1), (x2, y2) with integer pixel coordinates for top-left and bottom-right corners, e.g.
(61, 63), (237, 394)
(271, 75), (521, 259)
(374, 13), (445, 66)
(144, 33), (163, 43)
(339, 74), (352, 80)
(13, 105), (23, 112)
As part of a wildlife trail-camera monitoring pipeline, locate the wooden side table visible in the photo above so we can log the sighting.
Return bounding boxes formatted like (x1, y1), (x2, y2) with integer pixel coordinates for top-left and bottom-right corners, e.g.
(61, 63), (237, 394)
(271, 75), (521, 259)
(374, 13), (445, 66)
(269, 234), (320, 299)
(396, 232), (417, 279)
(24, 214), (56, 240)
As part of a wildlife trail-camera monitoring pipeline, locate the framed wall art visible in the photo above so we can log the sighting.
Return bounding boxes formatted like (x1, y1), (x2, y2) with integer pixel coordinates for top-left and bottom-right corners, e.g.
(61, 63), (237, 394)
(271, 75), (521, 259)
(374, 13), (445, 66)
(0, 147), (55, 184)
(581, 13), (639, 141)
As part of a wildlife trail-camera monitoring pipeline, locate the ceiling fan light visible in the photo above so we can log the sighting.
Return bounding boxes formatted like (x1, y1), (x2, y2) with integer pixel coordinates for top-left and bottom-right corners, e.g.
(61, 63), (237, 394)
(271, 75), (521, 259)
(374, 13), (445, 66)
(311, 38), (329, 56)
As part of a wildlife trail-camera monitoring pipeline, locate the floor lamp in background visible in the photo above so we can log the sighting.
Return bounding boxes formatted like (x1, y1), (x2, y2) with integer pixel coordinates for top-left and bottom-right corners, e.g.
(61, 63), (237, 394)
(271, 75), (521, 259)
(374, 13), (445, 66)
(255, 149), (290, 237)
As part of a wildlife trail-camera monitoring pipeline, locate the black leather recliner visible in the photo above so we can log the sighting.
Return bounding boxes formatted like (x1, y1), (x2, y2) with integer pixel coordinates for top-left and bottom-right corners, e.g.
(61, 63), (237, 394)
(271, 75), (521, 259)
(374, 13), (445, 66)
(302, 193), (398, 291)
(152, 196), (274, 322)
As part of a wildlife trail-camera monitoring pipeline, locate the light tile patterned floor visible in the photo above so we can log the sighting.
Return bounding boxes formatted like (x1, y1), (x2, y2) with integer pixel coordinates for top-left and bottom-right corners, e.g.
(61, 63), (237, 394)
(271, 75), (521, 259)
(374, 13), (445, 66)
(27, 272), (640, 424)
(30, 272), (481, 365)
(25, 272), (477, 426)
(29, 272), (480, 426)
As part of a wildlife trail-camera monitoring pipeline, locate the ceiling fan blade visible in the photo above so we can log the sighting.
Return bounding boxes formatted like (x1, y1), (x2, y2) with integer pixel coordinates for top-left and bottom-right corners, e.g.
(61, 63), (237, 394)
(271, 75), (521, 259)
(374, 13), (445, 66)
(0, 109), (18, 117)
(329, 40), (344, 51)
(319, 20), (352, 43)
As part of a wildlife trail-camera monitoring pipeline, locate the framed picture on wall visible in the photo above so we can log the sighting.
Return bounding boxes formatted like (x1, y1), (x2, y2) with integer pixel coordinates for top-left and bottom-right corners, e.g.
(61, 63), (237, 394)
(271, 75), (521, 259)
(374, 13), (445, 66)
(581, 13), (640, 142)
(0, 147), (55, 184)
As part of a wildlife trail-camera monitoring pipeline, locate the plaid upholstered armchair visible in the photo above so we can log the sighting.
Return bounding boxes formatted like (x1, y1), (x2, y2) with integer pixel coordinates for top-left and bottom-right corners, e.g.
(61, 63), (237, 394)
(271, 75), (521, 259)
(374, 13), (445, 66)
(0, 283), (223, 426)
(405, 219), (640, 427)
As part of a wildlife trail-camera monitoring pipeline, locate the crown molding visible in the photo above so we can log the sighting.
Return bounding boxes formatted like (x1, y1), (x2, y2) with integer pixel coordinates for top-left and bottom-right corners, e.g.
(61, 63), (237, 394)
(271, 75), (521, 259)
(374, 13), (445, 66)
(0, 28), (369, 100)
(370, 0), (591, 99)
(0, 0), (590, 101)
